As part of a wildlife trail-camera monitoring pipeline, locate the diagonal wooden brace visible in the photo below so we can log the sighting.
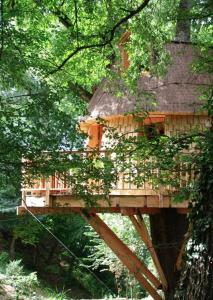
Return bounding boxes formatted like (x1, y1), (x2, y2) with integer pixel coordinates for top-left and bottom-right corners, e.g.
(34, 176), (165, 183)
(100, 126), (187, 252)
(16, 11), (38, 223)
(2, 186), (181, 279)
(129, 213), (168, 290)
(80, 210), (163, 300)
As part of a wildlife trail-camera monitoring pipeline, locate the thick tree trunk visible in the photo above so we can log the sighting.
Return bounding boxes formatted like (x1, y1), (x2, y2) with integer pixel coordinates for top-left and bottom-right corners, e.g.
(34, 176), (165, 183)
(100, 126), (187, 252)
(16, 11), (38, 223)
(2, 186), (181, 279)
(178, 157), (213, 300)
(150, 209), (188, 300)
(175, 0), (191, 42)
(9, 235), (16, 260)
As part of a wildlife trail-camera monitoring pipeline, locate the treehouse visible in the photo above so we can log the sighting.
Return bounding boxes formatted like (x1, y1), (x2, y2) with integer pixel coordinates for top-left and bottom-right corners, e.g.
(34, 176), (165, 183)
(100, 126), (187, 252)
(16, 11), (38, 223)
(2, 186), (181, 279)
(19, 42), (211, 213)
(17, 40), (212, 300)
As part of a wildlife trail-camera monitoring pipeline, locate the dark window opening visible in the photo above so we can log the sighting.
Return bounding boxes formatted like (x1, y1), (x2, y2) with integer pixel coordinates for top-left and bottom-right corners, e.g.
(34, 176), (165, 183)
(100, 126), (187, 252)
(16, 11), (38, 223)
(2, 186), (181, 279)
(138, 123), (164, 140)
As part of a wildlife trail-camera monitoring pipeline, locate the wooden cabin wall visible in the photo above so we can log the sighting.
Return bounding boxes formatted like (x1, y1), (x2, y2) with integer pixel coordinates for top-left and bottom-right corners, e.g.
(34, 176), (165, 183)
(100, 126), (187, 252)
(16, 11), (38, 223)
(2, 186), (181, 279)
(165, 115), (210, 136)
(99, 114), (210, 148)
(101, 115), (138, 148)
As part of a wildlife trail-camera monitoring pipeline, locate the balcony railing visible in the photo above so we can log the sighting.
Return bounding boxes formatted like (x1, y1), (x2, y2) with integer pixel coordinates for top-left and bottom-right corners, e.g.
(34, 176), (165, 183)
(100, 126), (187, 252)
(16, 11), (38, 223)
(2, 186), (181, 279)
(21, 150), (191, 208)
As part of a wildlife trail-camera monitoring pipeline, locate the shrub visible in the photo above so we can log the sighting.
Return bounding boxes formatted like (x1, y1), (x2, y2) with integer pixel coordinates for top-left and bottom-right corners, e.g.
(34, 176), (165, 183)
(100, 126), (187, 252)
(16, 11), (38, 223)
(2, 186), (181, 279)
(44, 287), (70, 300)
(72, 268), (109, 298)
(5, 259), (24, 276)
(0, 251), (10, 273)
(4, 259), (38, 299)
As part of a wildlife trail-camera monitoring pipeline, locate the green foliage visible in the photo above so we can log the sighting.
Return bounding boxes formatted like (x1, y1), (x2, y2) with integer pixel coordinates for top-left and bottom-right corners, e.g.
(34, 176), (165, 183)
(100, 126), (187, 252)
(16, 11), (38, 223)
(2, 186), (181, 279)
(0, 0), (213, 298)
(5, 259), (24, 276)
(0, 185), (20, 214)
(72, 267), (110, 298)
(0, 253), (71, 300)
(5, 213), (109, 296)
(14, 216), (46, 245)
(0, 257), (38, 299)
(0, 0), (212, 201)
(0, 251), (10, 273)
(176, 132), (213, 299)
(43, 288), (70, 300)
(85, 214), (149, 298)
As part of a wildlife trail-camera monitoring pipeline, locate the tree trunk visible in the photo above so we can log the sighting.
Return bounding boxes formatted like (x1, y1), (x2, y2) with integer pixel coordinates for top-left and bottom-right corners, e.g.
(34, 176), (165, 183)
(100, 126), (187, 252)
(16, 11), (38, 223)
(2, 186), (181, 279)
(150, 209), (188, 300)
(175, 0), (191, 42)
(9, 235), (16, 260)
(178, 156), (213, 300)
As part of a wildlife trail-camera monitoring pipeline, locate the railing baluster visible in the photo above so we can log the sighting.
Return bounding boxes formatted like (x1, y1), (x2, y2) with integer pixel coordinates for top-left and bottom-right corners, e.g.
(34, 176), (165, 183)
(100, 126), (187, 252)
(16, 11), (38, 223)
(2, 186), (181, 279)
(22, 150), (194, 201)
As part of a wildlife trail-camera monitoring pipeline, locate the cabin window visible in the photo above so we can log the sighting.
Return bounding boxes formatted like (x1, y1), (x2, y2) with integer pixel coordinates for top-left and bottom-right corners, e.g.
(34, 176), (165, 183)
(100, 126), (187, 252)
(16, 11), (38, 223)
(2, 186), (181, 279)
(138, 122), (164, 140)
(144, 123), (164, 139)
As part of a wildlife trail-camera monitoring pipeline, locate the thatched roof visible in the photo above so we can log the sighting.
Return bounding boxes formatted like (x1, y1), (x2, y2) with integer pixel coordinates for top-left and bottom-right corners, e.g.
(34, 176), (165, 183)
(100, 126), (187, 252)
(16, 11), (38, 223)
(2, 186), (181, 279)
(88, 43), (212, 118)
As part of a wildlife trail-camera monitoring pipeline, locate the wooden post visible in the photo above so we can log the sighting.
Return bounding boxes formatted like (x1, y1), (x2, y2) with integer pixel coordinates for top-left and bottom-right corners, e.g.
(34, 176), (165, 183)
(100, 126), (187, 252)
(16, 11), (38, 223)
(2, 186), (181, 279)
(128, 212), (167, 290)
(80, 210), (164, 300)
(21, 191), (26, 206)
(45, 179), (50, 207)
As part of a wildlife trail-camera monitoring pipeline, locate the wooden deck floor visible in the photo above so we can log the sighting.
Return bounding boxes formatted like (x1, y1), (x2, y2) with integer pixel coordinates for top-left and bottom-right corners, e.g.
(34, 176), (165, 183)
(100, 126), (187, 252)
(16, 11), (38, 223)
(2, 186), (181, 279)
(17, 194), (189, 215)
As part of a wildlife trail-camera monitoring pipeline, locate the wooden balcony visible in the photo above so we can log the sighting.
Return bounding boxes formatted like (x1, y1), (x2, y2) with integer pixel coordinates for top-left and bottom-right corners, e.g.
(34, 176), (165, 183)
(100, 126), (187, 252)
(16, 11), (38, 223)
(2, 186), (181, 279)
(18, 151), (189, 215)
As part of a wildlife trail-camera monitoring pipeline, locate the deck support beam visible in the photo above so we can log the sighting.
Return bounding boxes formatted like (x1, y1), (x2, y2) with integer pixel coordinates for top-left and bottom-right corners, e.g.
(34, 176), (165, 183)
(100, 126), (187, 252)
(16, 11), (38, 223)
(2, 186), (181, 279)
(80, 210), (164, 300)
(127, 211), (167, 290)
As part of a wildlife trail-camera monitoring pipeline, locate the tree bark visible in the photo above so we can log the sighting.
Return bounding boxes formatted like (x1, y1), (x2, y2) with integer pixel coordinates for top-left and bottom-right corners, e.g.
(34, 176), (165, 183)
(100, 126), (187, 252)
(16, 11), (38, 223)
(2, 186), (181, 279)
(178, 158), (213, 300)
(149, 209), (188, 300)
(175, 0), (191, 42)
(9, 235), (16, 260)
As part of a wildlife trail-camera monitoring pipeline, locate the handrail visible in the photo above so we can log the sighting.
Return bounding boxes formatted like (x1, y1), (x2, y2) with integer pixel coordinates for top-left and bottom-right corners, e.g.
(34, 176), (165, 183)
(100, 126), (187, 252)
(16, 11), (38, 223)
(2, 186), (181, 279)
(22, 150), (195, 196)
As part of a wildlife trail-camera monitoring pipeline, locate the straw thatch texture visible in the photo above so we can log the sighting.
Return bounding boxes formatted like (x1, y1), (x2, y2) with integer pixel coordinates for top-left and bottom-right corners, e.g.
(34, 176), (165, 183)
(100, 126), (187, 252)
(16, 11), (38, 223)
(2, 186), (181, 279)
(88, 43), (212, 118)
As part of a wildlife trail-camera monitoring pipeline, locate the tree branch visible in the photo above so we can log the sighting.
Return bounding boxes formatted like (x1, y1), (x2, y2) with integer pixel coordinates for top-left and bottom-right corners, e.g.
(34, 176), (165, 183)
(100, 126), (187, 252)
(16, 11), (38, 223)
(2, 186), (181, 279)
(53, 9), (73, 28)
(68, 81), (92, 102)
(74, 0), (79, 46)
(0, 0), (4, 59)
(49, 0), (151, 75)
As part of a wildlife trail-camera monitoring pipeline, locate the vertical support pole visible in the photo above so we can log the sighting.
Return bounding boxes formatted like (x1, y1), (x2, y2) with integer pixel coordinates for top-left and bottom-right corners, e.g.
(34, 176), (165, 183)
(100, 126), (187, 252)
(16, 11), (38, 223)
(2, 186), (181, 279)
(22, 191), (26, 206)
(129, 213), (167, 290)
(81, 210), (163, 300)
(45, 179), (50, 207)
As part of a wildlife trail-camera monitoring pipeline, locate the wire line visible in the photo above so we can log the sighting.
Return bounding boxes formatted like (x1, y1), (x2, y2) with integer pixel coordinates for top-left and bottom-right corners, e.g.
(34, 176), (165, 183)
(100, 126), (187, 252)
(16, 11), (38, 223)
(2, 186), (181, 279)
(22, 199), (115, 296)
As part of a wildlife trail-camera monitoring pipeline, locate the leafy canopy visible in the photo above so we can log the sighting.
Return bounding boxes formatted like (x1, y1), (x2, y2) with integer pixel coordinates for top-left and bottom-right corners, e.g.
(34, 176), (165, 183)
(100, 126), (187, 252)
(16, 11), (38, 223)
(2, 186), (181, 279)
(0, 0), (212, 195)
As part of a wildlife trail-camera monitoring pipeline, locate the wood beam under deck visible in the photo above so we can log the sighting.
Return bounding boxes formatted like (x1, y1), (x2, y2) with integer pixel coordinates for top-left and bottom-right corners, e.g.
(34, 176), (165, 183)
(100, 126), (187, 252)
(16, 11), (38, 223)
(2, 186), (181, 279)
(51, 195), (189, 209)
(80, 210), (164, 300)
(17, 202), (189, 299)
(127, 211), (168, 290)
(17, 206), (189, 216)
(18, 193), (190, 216)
